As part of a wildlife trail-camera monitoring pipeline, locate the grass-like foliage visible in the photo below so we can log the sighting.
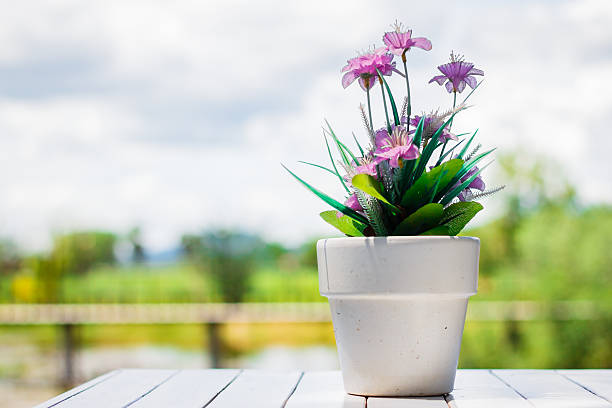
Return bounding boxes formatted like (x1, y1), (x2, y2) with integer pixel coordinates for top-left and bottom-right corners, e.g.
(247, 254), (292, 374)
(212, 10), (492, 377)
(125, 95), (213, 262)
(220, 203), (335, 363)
(285, 23), (503, 236)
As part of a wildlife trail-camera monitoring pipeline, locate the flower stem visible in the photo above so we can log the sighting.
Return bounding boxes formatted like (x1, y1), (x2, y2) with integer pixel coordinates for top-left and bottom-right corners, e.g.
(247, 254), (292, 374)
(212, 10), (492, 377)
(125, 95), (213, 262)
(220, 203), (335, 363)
(402, 55), (411, 131)
(449, 92), (457, 132)
(438, 92), (457, 161)
(379, 77), (391, 132)
(366, 87), (374, 135)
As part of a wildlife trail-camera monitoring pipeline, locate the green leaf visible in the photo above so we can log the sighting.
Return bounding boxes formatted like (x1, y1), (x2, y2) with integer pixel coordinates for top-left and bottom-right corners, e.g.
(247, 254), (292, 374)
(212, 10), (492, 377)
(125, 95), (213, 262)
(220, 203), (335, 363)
(352, 174), (394, 207)
(412, 110), (462, 183)
(282, 164), (369, 224)
(352, 132), (365, 156)
(459, 79), (483, 105)
(436, 148), (495, 202)
(325, 120), (359, 165)
(435, 139), (465, 166)
(376, 69), (400, 126)
(298, 161), (335, 176)
(440, 201), (484, 235)
(456, 148), (495, 181)
(392, 203), (444, 236)
(412, 116), (425, 148)
(400, 159), (464, 213)
(440, 162), (490, 206)
(323, 134), (350, 193)
(419, 225), (450, 236)
(457, 129), (478, 159)
(320, 211), (365, 237)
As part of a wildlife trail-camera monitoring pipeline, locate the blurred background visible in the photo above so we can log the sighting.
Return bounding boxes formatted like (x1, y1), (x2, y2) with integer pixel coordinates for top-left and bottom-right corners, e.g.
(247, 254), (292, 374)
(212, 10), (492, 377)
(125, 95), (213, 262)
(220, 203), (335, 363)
(1, 0), (611, 406)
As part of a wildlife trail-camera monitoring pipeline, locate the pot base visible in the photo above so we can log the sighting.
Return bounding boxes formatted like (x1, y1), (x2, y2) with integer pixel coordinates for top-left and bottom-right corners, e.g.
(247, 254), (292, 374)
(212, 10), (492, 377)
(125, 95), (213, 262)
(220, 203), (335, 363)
(330, 297), (467, 397)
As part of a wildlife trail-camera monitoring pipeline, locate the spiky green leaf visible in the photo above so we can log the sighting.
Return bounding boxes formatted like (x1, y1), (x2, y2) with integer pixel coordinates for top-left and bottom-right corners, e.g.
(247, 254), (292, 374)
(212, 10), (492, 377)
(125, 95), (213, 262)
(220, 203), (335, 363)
(323, 134), (350, 193)
(401, 159), (464, 213)
(412, 115), (425, 148)
(298, 161), (336, 176)
(325, 120), (359, 165)
(436, 148), (495, 202)
(440, 163), (490, 205)
(282, 164), (369, 224)
(412, 110), (463, 182)
(352, 132), (365, 156)
(457, 129), (478, 159)
(376, 69), (400, 126)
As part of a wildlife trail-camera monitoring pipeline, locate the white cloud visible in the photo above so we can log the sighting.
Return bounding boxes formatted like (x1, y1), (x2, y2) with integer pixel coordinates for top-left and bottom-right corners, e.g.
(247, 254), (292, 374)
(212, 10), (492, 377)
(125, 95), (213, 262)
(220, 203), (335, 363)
(0, 0), (610, 251)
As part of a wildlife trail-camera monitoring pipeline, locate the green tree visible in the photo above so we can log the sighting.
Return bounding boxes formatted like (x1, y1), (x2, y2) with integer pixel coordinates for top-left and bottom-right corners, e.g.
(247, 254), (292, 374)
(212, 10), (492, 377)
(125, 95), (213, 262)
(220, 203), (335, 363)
(51, 231), (117, 275)
(182, 230), (262, 303)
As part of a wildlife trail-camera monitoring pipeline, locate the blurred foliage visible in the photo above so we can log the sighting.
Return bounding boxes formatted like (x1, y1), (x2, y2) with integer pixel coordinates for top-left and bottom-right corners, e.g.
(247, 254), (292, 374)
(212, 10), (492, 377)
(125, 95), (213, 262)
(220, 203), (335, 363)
(51, 231), (117, 275)
(0, 153), (611, 369)
(5, 231), (117, 302)
(0, 239), (21, 276)
(127, 227), (146, 264)
(182, 231), (263, 302)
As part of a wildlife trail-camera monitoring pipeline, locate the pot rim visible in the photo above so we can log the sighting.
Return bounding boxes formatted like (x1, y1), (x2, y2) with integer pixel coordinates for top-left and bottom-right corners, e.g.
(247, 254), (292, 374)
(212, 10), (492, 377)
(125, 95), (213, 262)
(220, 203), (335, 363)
(318, 236), (479, 244)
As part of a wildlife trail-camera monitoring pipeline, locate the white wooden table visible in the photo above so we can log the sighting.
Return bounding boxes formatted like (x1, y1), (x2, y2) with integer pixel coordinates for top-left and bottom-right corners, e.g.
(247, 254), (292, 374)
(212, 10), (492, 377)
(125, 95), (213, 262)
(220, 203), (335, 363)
(36, 369), (612, 407)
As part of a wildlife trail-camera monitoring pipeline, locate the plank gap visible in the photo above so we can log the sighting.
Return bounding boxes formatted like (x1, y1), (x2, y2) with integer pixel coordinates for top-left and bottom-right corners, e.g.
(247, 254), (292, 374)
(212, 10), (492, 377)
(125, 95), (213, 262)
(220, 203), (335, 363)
(488, 369), (535, 407)
(281, 371), (305, 408)
(202, 369), (244, 408)
(556, 370), (612, 404)
(40, 369), (122, 408)
(122, 369), (180, 408)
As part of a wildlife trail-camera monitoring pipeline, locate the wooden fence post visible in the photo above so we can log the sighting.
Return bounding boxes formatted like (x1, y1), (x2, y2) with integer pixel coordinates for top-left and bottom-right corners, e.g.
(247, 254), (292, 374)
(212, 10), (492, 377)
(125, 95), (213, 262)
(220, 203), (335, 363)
(206, 322), (222, 368)
(60, 323), (77, 388)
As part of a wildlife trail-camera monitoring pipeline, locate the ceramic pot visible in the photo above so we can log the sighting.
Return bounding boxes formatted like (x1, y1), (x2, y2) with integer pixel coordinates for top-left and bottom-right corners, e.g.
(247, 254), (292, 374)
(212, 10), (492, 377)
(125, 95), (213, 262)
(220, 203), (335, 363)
(317, 236), (479, 396)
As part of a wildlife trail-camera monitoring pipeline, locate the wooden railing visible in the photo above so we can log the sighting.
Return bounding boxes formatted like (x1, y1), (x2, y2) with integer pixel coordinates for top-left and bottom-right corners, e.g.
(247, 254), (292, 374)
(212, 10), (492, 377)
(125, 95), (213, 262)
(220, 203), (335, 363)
(1, 301), (608, 387)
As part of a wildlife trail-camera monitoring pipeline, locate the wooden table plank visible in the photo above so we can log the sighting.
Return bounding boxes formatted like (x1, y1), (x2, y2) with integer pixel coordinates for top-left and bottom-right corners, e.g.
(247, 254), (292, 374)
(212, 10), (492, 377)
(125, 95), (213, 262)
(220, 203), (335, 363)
(446, 369), (531, 408)
(493, 369), (612, 408)
(34, 370), (121, 408)
(558, 370), (612, 403)
(47, 369), (177, 408)
(368, 396), (447, 407)
(127, 369), (240, 408)
(284, 371), (365, 408)
(206, 370), (302, 408)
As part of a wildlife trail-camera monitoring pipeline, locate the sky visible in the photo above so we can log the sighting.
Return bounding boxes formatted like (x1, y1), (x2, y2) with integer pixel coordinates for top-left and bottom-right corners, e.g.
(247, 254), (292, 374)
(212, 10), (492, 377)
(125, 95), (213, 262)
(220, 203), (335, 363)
(0, 0), (611, 251)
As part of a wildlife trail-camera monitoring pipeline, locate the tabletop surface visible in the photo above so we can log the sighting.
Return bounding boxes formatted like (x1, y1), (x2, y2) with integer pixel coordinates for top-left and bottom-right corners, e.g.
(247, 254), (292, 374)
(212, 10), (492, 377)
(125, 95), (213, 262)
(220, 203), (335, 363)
(35, 369), (612, 408)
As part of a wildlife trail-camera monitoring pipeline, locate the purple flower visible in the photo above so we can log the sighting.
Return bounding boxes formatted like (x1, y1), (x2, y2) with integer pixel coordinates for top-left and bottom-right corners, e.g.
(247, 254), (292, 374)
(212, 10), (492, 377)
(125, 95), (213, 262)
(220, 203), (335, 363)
(342, 154), (383, 184)
(409, 115), (457, 142)
(454, 165), (485, 201)
(345, 193), (363, 211)
(383, 25), (432, 59)
(374, 126), (419, 168)
(337, 193), (363, 218)
(341, 47), (396, 91)
(429, 52), (484, 93)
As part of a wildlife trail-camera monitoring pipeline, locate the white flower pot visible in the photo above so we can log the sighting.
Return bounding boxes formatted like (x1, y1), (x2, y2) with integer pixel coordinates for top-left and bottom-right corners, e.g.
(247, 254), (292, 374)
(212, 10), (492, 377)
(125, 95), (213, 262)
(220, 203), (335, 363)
(317, 236), (479, 396)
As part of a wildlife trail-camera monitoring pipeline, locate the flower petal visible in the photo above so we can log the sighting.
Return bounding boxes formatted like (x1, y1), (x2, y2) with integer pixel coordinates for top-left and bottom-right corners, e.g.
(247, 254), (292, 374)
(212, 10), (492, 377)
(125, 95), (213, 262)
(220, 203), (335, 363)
(445, 81), (454, 93)
(469, 67), (484, 76)
(375, 128), (390, 148)
(465, 75), (478, 89)
(358, 76), (376, 91)
(429, 75), (447, 85)
(410, 37), (432, 51)
(399, 144), (419, 160)
(342, 71), (359, 88)
(469, 176), (486, 191)
(456, 80), (466, 93)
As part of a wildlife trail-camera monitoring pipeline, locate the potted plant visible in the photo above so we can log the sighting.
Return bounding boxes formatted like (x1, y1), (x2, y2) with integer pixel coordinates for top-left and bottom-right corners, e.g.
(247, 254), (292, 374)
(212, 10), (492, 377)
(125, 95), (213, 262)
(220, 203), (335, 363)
(284, 22), (503, 396)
